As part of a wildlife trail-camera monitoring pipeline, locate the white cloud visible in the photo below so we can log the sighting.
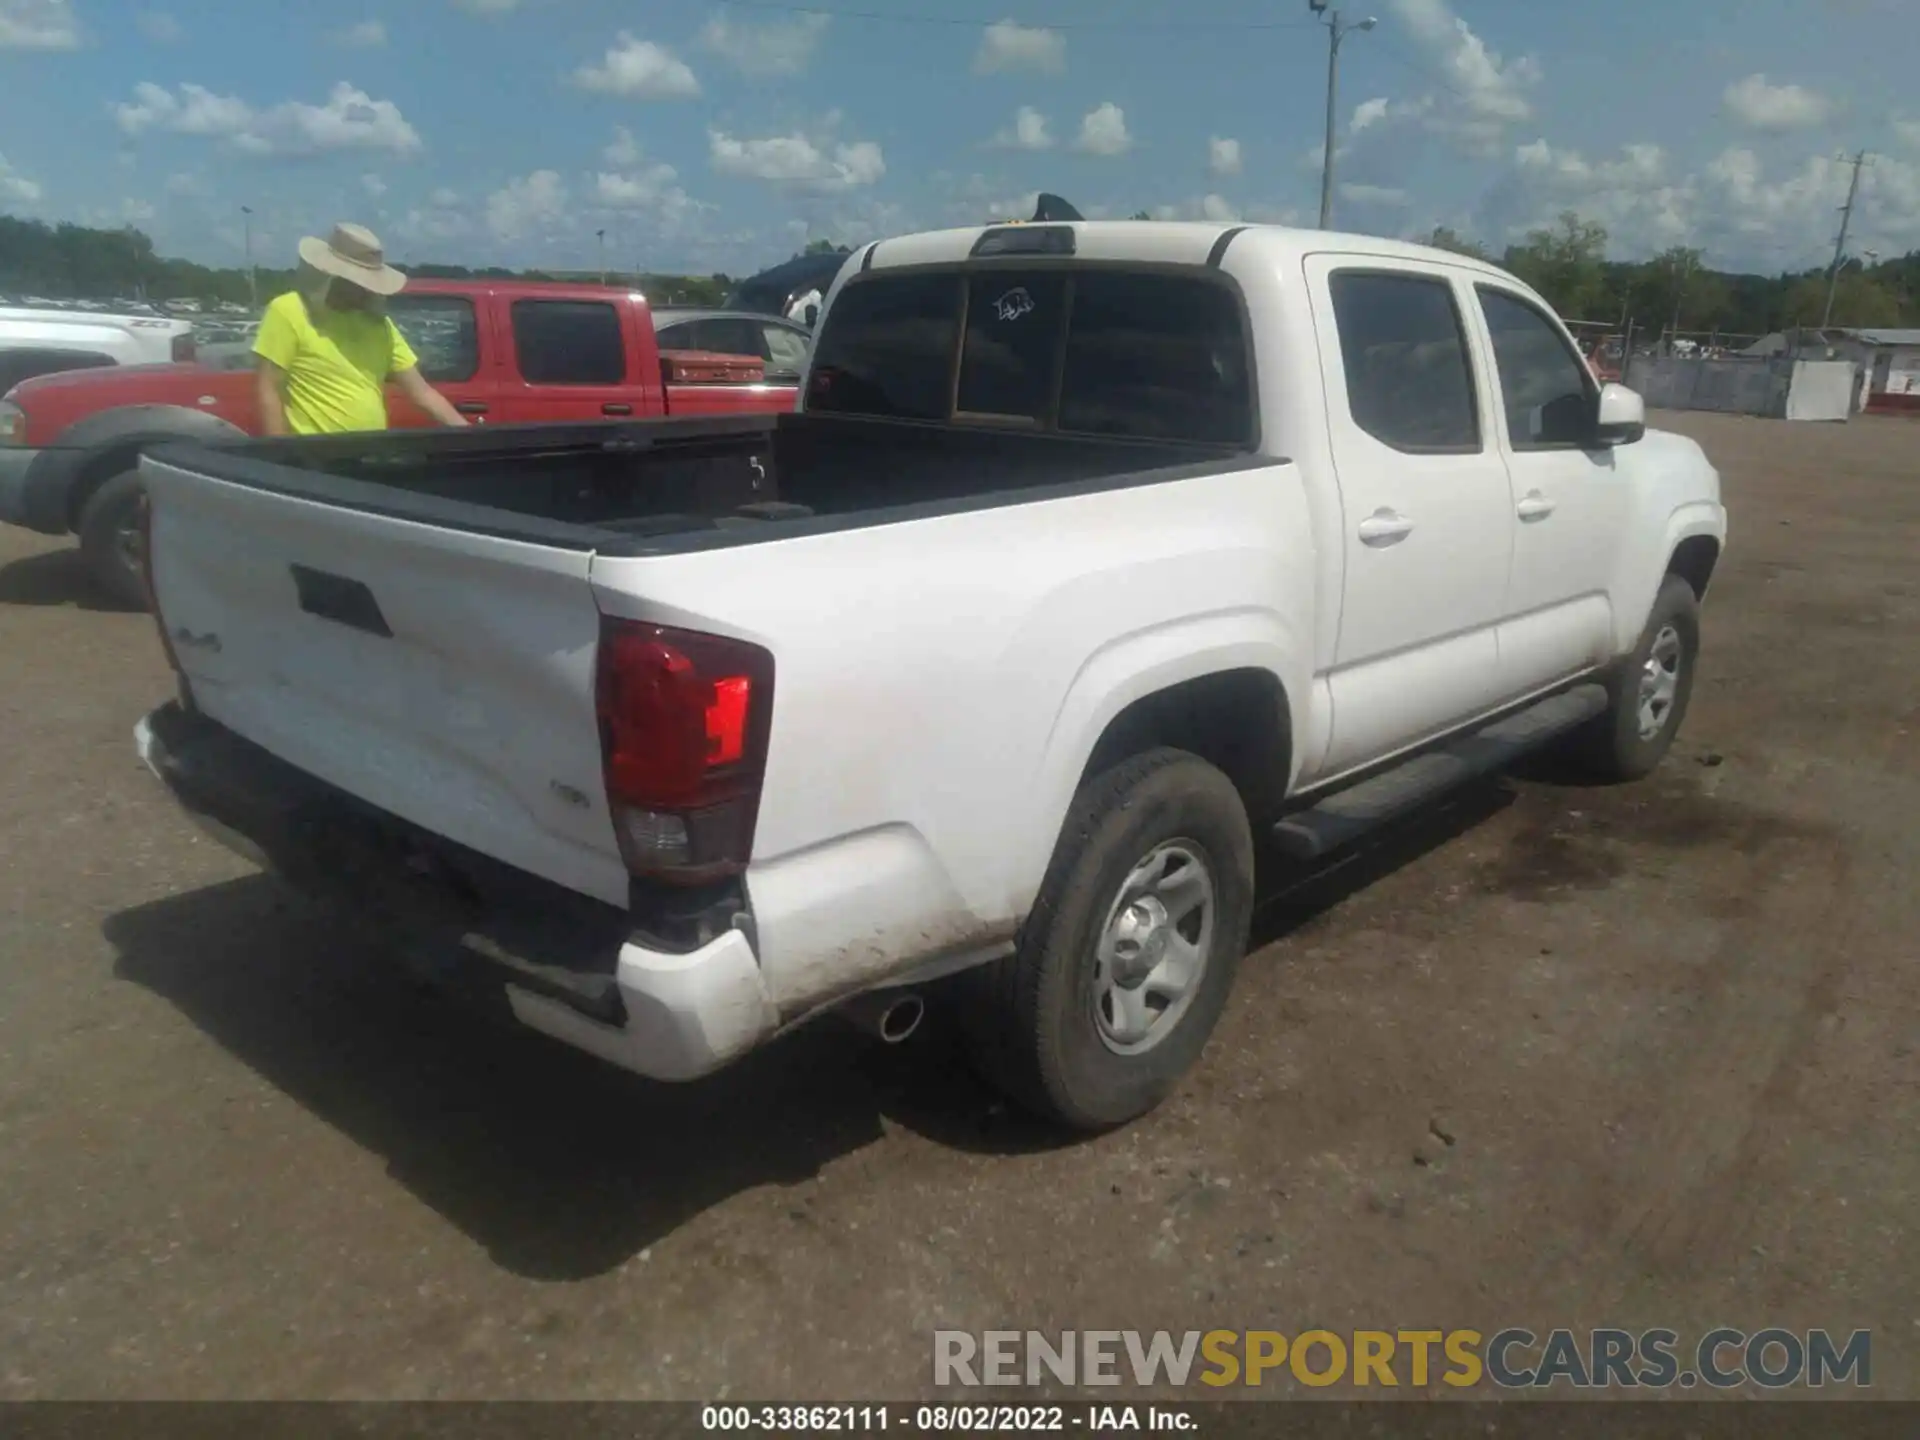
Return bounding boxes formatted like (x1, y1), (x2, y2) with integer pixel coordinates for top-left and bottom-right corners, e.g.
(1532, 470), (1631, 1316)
(452, 0), (519, 12)
(595, 169), (676, 207)
(1072, 102), (1131, 157)
(1351, 97), (1391, 134)
(1896, 117), (1920, 151)
(0, 0), (79, 49)
(991, 106), (1053, 151)
(604, 125), (644, 167)
(485, 169), (566, 240)
(114, 82), (252, 137)
(1200, 194), (1239, 222)
(1341, 183), (1413, 207)
(429, 186), (460, 207)
(112, 81), (422, 157)
(698, 10), (828, 77)
(573, 33), (701, 99)
(362, 173), (387, 196)
(163, 171), (207, 197)
(333, 19), (386, 48)
(709, 129), (885, 192)
(0, 152), (42, 203)
(973, 19), (1063, 74)
(1722, 74), (1831, 132)
(136, 9), (180, 42)
(590, 129), (699, 225)
(1386, 0), (1540, 151)
(1208, 136), (1242, 177)
(1492, 138), (1693, 252)
(121, 197), (155, 222)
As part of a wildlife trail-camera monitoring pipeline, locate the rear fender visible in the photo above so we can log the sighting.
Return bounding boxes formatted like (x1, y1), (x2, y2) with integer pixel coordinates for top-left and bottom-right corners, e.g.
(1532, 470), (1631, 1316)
(1014, 611), (1310, 916)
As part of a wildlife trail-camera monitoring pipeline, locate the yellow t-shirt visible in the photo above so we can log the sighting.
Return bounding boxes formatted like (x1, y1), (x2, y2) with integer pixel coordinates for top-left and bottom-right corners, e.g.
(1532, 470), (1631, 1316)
(251, 291), (419, 435)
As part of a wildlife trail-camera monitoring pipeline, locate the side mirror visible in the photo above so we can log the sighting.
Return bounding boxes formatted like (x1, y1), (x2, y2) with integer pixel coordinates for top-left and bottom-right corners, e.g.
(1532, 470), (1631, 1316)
(1593, 382), (1645, 447)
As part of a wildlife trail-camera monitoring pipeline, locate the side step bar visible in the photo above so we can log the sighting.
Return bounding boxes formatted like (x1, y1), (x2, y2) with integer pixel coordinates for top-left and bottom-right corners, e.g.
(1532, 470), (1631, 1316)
(1271, 683), (1610, 861)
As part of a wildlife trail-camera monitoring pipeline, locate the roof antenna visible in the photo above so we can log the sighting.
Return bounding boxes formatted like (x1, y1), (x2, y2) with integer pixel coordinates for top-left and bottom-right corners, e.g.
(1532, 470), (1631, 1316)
(1031, 193), (1084, 223)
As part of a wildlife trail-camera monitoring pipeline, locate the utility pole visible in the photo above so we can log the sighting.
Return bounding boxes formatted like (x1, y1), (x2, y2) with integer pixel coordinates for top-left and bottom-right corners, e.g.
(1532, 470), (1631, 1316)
(1310, 1), (1377, 231)
(596, 229), (607, 286)
(241, 205), (256, 311)
(1820, 149), (1872, 330)
(1667, 250), (1694, 353)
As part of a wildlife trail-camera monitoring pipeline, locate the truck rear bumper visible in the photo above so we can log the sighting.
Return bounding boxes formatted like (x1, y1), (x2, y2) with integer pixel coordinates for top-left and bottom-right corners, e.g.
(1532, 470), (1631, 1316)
(134, 702), (778, 1083)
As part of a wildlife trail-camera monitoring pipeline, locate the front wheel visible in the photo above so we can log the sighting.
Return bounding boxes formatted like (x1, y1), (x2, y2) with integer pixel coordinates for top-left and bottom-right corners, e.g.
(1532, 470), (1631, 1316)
(77, 471), (149, 610)
(959, 748), (1254, 1132)
(1568, 574), (1701, 781)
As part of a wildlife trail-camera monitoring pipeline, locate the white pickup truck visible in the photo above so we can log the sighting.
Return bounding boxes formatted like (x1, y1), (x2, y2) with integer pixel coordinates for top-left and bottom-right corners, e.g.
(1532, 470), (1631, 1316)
(133, 220), (1727, 1131)
(0, 304), (196, 392)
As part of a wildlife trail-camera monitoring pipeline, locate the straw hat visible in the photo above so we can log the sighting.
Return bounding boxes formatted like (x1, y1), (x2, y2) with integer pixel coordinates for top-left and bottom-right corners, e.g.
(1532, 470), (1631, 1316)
(297, 222), (407, 297)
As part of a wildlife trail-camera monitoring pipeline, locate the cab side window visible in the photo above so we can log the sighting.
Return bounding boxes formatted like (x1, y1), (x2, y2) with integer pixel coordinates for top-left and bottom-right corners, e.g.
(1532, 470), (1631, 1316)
(1477, 287), (1597, 449)
(1328, 271), (1481, 453)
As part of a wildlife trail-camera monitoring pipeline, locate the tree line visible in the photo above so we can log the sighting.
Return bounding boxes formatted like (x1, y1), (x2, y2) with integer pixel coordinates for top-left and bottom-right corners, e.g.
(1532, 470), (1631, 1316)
(0, 213), (740, 309)
(1419, 213), (1918, 338)
(6, 208), (1916, 338)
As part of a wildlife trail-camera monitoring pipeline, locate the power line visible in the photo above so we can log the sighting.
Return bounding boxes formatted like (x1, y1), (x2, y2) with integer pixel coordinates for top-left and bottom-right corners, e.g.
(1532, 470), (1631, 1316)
(708, 0), (1320, 30)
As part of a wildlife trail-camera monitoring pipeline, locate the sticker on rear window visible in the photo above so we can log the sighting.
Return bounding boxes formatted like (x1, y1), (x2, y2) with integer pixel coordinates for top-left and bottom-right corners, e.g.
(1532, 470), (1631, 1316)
(993, 287), (1035, 322)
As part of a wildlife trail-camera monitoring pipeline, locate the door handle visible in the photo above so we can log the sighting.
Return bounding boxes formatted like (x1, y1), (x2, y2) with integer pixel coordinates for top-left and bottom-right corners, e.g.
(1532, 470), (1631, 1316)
(1357, 508), (1414, 546)
(602, 403), (634, 417)
(1516, 491), (1557, 522)
(455, 402), (489, 415)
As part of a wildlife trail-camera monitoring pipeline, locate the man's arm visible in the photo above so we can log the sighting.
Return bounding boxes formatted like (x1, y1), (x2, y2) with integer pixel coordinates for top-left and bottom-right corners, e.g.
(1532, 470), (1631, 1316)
(393, 365), (468, 427)
(255, 358), (291, 437)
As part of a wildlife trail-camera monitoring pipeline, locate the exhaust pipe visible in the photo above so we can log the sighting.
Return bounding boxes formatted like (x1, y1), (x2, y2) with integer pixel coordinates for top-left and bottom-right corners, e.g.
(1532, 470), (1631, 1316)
(838, 989), (925, 1044)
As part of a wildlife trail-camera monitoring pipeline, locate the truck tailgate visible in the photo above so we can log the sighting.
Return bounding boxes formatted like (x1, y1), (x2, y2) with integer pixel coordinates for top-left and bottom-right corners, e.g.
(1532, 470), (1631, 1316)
(141, 453), (631, 909)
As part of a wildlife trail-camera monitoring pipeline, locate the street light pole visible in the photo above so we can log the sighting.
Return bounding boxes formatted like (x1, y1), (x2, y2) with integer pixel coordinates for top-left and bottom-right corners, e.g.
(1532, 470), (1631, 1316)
(1311, 2), (1377, 231)
(1820, 149), (1871, 331)
(241, 205), (256, 311)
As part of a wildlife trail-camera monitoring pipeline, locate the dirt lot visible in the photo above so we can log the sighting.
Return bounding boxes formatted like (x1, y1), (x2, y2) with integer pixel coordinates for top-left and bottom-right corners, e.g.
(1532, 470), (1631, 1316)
(0, 411), (1915, 1401)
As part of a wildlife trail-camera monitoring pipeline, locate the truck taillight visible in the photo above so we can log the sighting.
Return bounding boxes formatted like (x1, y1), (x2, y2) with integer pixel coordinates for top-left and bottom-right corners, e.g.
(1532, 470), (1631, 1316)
(594, 617), (774, 884)
(171, 334), (196, 363)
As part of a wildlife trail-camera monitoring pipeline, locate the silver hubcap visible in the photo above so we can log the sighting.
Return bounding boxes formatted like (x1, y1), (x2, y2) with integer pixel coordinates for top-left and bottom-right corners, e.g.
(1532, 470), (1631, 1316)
(116, 509), (146, 579)
(1637, 623), (1683, 741)
(1092, 841), (1215, 1055)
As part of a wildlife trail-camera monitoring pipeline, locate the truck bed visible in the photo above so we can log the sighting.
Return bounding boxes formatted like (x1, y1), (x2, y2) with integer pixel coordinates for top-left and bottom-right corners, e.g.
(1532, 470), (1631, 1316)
(147, 411), (1261, 555)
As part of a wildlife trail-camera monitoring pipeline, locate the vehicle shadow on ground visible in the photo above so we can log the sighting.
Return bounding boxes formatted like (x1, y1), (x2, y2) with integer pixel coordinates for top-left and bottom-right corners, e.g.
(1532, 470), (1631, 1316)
(102, 782), (1516, 1283)
(0, 546), (136, 611)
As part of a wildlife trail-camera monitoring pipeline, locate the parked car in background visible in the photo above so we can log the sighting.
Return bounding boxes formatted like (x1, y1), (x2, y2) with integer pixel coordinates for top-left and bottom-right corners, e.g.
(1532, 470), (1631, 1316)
(0, 278), (799, 606)
(132, 218), (1725, 1129)
(652, 308), (813, 383)
(0, 304), (196, 394)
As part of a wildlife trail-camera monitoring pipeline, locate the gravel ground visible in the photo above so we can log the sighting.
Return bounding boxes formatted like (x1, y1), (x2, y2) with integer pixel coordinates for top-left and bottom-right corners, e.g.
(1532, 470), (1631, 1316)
(1, 411), (1915, 1401)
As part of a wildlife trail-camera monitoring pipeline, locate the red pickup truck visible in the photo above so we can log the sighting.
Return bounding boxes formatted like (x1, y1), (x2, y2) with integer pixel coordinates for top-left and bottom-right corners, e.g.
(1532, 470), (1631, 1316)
(0, 278), (799, 605)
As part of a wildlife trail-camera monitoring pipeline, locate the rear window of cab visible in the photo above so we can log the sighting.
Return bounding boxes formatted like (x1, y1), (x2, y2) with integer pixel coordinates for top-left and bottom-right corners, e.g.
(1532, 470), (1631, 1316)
(804, 267), (1255, 447)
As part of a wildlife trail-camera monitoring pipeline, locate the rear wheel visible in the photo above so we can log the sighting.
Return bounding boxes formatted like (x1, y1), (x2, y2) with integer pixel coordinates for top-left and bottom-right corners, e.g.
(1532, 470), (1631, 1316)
(76, 471), (148, 610)
(959, 748), (1254, 1132)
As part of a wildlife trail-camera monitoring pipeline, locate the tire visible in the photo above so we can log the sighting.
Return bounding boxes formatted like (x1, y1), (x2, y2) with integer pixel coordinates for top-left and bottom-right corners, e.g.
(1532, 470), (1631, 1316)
(76, 471), (149, 611)
(1568, 574), (1700, 781)
(959, 748), (1255, 1132)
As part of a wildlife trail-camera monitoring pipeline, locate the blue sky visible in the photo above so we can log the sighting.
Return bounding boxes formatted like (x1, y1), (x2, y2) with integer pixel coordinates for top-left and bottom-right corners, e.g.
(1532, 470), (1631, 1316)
(2, 0), (1917, 278)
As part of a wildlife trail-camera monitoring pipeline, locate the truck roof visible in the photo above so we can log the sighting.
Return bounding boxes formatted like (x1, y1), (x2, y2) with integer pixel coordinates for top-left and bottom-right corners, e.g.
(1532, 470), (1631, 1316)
(393, 277), (650, 302)
(860, 220), (1514, 282)
(1, 305), (193, 333)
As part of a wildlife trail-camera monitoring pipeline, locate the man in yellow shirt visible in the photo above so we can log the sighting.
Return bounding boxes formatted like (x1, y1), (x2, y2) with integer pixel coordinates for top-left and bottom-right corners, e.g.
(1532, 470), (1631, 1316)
(252, 222), (466, 436)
